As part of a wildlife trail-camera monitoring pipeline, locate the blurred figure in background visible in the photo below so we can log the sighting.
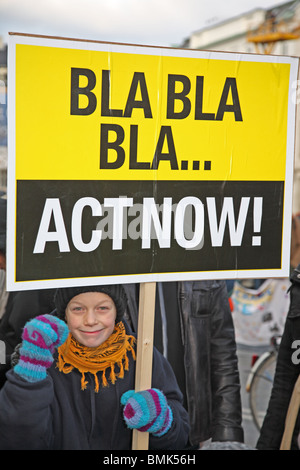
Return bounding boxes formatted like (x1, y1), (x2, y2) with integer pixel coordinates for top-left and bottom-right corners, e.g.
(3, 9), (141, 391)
(230, 278), (290, 350)
(257, 263), (300, 449)
(0, 196), (56, 387)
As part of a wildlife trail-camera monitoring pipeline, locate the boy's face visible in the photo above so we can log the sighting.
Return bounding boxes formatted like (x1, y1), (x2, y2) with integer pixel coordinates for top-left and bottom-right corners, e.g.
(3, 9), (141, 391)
(65, 291), (117, 347)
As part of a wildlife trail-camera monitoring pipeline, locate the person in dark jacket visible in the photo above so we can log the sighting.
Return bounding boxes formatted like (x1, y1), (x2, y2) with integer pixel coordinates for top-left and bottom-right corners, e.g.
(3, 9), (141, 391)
(0, 196), (56, 387)
(124, 280), (244, 447)
(0, 284), (190, 450)
(257, 264), (300, 450)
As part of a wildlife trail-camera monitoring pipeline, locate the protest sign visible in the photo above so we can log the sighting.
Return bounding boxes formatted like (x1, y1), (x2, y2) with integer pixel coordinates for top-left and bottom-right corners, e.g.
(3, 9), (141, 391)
(6, 33), (299, 290)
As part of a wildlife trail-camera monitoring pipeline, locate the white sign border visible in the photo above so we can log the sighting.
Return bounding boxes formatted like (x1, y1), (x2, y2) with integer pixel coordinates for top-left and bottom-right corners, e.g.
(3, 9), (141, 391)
(6, 33), (299, 291)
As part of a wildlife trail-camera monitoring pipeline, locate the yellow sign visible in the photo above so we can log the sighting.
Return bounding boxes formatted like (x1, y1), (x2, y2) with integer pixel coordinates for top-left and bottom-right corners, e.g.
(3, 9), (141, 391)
(15, 40), (290, 182)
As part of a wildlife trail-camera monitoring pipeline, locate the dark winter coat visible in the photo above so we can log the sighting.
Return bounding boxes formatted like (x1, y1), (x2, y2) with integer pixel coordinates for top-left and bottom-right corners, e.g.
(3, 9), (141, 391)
(257, 264), (300, 450)
(124, 280), (244, 445)
(0, 324), (190, 450)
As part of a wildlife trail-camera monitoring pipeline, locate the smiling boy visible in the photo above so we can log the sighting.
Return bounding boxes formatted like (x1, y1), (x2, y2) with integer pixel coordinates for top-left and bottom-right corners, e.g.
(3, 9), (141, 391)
(0, 284), (190, 450)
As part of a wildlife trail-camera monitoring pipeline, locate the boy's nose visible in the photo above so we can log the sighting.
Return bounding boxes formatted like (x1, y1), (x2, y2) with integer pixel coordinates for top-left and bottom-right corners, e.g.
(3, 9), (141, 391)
(84, 309), (98, 325)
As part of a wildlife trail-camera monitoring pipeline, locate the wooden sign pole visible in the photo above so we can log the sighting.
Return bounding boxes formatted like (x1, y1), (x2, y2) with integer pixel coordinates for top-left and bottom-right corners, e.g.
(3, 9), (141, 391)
(132, 281), (157, 450)
(280, 375), (300, 449)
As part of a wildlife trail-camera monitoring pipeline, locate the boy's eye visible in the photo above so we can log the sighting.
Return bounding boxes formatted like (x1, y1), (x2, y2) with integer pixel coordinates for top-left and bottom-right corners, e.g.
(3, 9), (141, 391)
(72, 306), (83, 312)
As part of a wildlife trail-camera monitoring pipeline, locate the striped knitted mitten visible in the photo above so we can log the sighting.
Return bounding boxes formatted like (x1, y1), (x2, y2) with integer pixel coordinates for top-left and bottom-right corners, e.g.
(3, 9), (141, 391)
(14, 314), (69, 383)
(121, 388), (173, 436)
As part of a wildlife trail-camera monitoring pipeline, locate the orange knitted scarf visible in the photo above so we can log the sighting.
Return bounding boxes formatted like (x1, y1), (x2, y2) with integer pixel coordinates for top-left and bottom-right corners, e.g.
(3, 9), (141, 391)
(57, 321), (136, 392)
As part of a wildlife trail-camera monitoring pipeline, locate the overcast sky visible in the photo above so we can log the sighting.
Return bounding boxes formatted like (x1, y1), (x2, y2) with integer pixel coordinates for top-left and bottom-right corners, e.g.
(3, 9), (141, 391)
(0, 0), (289, 47)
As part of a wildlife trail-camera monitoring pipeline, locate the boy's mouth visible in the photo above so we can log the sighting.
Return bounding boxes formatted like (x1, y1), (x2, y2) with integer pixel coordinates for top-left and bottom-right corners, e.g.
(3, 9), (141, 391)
(80, 329), (103, 335)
